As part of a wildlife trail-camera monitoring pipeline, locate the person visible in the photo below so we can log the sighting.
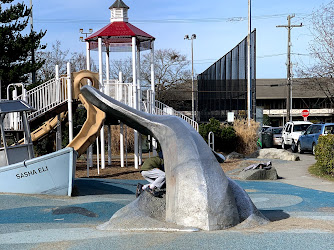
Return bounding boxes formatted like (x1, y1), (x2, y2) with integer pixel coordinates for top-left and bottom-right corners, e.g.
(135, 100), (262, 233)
(136, 151), (165, 197)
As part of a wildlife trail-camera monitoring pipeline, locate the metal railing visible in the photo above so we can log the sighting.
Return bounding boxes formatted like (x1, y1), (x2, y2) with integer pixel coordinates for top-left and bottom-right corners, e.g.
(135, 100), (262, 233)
(104, 80), (133, 107)
(154, 100), (199, 132)
(141, 90), (199, 132)
(9, 77), (198, 132)
(16, 77), (68, 121)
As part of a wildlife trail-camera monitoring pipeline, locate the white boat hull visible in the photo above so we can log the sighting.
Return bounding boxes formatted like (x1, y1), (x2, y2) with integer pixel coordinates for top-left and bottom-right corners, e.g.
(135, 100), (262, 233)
(0, 147), (77, 196)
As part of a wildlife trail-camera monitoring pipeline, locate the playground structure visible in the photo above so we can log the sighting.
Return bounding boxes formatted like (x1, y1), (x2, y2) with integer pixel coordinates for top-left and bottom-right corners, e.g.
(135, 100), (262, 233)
(4, 0), (199, 171)
(4, 65), (198, 171)
(1, 0), (199, 192)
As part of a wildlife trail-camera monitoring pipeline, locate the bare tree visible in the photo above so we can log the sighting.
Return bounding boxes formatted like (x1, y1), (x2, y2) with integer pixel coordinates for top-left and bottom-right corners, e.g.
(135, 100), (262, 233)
(36, 41), (69, 82)
(109, 57), (133, 83)
(296, 1), (334, 103)
(108, 49), (192, 101)
(140, 49), (191, 99)
(36, 40), (97, 83)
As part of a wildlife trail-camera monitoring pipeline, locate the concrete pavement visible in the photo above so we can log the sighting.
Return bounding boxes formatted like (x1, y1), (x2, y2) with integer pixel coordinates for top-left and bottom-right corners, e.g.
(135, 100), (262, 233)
(274, 153), (334, 193)
(0, 153), (334, 249)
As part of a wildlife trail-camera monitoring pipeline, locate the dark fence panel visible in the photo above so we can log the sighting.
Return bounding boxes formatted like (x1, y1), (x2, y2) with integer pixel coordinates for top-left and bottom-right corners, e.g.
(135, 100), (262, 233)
(198, 30), (256, 122)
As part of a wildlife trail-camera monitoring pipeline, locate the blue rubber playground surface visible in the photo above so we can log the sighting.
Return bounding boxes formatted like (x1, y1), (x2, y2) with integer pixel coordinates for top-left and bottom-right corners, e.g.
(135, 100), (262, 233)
(0, 178), (334, 249)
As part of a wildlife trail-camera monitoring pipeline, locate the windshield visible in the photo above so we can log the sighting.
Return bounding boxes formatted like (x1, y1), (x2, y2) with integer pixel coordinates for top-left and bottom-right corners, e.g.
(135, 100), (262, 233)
(293, 124), (311, 132)
(324, 125), (334, 134)
(272, 128), (282, 134)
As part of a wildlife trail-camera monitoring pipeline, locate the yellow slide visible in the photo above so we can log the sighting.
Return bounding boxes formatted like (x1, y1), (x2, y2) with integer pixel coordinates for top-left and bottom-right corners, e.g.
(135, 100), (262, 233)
(26, 70), (105, 157)
(67, 93), (105, 155)
(18, 112), (67, 144)
(66, 70), (106, 156)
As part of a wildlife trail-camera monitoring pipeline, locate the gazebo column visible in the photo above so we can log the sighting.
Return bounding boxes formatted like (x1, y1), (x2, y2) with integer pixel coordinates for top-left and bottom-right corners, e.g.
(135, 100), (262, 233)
(86, 41), (93, 171)
(150, 41), (157, 156)
(132, 36), (139, 169)
(137, 45), (142, 165)
(119, 72), (125, 168)
(98, 37), (106, 170)
(106, 47), (112, 166)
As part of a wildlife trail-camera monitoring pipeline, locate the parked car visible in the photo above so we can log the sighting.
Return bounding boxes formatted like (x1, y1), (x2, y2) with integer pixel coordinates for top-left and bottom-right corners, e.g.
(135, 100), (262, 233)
(281, 121), (313, 150)
(297, 123), (334, 154)
(264, 127), (283, 147)
(261, 125), (271, 132)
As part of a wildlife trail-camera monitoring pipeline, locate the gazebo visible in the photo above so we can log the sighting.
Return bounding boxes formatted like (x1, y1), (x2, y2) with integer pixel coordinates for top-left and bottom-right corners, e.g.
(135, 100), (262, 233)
(84, 0), (156, 169)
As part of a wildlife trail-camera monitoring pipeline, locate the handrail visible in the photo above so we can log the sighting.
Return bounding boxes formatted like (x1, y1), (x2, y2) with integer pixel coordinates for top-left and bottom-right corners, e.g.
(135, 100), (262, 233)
(16, 77), (68, 122)
(154, 100), (199, 132)
(9, 76), (199, 133)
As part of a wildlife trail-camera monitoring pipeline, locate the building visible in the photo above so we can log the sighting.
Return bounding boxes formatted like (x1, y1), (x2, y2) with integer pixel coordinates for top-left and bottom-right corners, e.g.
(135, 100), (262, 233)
(257, 78), (334, 126)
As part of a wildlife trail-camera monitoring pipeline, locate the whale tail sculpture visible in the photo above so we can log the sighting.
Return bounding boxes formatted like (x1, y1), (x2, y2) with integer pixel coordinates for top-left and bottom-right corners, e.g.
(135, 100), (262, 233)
(80, 85), (269, 231)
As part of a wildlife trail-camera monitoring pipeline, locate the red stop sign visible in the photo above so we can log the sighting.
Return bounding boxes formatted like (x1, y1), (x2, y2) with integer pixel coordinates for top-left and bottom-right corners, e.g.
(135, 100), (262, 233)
(301, 109), (309, 118)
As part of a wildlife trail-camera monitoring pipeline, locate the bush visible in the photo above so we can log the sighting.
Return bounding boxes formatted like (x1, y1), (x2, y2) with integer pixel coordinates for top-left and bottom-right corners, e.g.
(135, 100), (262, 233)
(199, 118), (237, 152)
(233, 119), (259, 155)
(314, 134), (334, 176)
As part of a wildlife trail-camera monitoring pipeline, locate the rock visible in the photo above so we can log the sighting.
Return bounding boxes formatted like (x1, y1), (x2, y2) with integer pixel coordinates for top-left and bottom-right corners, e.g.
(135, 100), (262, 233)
(238, 167), (278, 180)
(226, 151), (245, 160)
(256, 148), (299, 161)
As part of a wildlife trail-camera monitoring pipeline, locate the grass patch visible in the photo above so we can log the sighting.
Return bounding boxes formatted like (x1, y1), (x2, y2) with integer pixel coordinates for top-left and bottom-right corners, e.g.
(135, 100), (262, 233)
(308, 164), (334, 182)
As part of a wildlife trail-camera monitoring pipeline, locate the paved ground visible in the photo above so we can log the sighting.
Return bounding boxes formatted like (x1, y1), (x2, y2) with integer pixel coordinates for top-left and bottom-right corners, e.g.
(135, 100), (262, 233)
(1, 152), (334, 249)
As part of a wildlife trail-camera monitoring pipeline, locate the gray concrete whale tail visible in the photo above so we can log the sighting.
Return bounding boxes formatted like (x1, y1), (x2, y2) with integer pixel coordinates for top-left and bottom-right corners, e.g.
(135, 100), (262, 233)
(81, 85), (269, 231)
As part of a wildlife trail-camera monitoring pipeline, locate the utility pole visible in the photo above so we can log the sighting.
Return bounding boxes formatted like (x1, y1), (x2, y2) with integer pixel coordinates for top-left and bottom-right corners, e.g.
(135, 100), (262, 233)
(277, 14), (302, 122)
(30, 0), (36, 84)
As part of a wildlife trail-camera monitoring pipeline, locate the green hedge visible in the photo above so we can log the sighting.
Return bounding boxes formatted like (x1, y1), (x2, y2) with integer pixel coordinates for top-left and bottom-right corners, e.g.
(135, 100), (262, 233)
(199, 118), (237, 152)
(314, 134), (334, 176)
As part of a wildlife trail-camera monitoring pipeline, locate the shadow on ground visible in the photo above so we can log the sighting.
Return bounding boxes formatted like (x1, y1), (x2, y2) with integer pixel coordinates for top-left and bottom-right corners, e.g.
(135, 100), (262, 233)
(260, 210), (290, 221)
(73, 179), (137, 196)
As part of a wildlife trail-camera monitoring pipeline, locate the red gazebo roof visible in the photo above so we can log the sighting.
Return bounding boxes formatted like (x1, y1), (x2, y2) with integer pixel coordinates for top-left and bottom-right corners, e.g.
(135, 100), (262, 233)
(85, 21), (154, 51)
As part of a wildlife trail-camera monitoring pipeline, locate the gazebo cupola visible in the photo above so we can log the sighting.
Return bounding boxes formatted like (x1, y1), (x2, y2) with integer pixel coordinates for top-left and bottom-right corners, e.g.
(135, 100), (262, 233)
(109, 0), (129, 23)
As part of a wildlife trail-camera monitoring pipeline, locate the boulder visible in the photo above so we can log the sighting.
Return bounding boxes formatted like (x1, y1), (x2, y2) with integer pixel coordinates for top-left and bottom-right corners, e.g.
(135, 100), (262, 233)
(238, 167), (278, 180)
(249, 148), (299, 161)
(226, 151), (245, 160)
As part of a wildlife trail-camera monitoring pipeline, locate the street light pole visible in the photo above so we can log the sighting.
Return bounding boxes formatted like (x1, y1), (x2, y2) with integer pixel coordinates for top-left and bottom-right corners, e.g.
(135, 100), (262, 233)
(184, 34), (196, 121)
(79, 28), (93, 41)
(247, 0), (252, 124)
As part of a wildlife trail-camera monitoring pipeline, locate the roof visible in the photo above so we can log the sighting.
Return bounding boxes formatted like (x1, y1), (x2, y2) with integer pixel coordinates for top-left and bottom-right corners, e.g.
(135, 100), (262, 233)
(256, 78), (334, 99)
(0, 100), (35, 114)
(85, 21), (154, 42)
(109, 0), (129, 9)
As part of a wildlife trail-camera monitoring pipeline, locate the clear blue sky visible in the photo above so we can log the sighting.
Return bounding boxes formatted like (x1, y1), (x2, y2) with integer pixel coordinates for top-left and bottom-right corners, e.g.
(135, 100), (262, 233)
(23, 0), (333, 79)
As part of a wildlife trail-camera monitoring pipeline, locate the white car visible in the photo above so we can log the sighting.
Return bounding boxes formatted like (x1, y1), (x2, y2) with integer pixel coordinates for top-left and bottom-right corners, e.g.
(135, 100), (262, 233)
(281, 121), (313, 151)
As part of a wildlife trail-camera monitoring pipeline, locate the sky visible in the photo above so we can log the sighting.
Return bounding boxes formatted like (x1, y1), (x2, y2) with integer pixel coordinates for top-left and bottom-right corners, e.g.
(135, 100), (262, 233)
(18, 0), (334, 79)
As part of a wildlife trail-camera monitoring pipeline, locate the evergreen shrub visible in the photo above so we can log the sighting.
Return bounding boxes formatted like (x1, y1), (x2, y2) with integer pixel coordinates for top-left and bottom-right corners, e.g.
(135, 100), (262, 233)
(314, 134), (334, 176)
(199, 118), (237, 152)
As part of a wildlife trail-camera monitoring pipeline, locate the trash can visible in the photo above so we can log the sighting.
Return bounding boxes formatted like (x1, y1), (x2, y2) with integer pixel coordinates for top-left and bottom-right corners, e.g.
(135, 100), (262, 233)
(261, 132), (273, 148)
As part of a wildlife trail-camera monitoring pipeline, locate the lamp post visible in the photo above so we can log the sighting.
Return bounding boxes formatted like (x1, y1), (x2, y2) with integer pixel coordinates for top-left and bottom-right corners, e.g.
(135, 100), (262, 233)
(184, 34), (196, 121)
(79, 28), (93, 41)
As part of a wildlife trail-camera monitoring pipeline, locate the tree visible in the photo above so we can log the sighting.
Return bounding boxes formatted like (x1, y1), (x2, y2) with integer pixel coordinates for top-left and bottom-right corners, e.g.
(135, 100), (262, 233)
(0, 0), (46, 97)
(36, 40), (97, 84)
(296, 1), (334, 103)
(109, 57), (133, 83)
(140, 49), (191, 100)
(108, 49), (191, 100)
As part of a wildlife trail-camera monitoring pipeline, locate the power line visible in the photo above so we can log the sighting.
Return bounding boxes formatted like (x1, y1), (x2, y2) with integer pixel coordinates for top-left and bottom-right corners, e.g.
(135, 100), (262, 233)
(34, 13), (310, 24)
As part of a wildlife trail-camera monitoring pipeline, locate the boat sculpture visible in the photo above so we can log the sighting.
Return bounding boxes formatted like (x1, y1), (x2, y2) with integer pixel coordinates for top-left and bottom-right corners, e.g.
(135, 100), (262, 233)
(0, 100), (77, 196)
